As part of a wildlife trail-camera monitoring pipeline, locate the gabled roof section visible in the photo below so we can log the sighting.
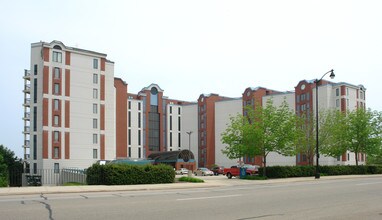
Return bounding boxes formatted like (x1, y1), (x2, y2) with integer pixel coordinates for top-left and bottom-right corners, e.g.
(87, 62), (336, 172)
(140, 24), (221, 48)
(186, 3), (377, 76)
(32, 40), (108, 58)
(140, 83), (164, 93)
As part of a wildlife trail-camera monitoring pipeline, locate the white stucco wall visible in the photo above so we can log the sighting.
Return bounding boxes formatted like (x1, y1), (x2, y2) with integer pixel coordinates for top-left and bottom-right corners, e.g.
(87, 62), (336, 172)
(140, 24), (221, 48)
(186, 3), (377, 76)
(181, 104), (198, 166)
(166, 104), (182, 151)
(127, 99), (143, 158)
(214, 99), (242, 168)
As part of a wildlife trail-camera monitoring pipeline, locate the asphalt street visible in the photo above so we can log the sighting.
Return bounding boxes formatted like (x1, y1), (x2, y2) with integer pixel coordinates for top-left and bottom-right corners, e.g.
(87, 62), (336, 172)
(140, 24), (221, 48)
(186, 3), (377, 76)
(0, 176), (381, 220)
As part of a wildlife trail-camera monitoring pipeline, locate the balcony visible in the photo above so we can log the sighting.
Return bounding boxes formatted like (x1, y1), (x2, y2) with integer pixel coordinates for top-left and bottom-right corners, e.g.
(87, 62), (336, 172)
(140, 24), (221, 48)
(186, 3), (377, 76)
(23, 126), (30, 134)
(23, 84), (31, 93)
(23, 98), (31, 107)
(24, 154), (30, 160)
(23, 70), (31, 80)
(23, 112), (30, 121)
(24, 140), (30, 148)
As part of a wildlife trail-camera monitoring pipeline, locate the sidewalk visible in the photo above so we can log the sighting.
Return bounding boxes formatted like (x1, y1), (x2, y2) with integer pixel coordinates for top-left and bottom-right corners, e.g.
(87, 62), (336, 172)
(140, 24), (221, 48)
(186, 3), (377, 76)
(0, 174), (380, 196)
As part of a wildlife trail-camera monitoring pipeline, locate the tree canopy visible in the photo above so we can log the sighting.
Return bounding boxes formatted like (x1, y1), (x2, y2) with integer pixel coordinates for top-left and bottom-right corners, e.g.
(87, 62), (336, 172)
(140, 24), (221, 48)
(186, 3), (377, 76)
(320, 108), (382, 165)
(221, 99), (297, 176)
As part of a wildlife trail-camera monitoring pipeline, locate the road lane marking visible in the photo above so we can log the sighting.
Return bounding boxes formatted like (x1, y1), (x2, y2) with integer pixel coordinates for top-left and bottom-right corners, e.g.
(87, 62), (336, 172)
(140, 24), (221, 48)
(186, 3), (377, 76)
(356, 181), (382, 186)
(177, 194), (242, 201)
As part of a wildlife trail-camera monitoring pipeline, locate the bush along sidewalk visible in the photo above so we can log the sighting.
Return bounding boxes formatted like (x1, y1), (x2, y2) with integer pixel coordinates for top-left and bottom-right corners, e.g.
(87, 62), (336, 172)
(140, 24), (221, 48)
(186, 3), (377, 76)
(86, 163), (175, 185)
(178, 176), (204, 183)
(257, 165), (382, 179)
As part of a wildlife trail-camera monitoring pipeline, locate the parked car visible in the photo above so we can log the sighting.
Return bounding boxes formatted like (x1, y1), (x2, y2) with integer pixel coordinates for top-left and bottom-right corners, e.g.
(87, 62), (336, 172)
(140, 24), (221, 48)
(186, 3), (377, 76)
(175, 168), (189, 175)
(211, 166), (224, 175)
(194, 168), (214, 176)
(223, 164), (259, 179)
(242, 164), (259, 174)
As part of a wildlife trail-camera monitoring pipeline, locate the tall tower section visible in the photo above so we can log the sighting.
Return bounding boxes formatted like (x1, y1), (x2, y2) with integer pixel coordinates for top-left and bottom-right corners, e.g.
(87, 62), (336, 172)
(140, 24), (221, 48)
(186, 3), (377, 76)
(24, 41), (115, 173)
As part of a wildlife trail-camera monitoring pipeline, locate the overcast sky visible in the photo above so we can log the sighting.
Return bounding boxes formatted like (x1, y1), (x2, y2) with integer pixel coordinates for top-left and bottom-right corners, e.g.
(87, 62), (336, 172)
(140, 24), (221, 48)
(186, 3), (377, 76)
(1, 0), (381, 157)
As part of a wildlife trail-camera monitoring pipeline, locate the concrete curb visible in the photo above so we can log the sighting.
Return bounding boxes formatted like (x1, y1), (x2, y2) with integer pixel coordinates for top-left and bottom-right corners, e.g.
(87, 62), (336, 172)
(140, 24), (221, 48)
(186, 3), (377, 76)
(0, 174), (380, 196)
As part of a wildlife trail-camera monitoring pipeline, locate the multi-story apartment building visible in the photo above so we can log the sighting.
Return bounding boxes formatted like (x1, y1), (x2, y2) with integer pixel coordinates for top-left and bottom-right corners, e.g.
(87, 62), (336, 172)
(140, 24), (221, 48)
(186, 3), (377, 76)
(209, 81), (367, 168)
(115, 83), (196, 162)
(23, 41), (116, 174)
(197, 94), (234, 168)
(295, 79), (367, 165)
(24, 41), (367, 177)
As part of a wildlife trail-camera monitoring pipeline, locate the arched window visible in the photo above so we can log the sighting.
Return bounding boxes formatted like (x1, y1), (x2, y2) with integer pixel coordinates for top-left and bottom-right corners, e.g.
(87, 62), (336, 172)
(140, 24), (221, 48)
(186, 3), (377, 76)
(53, 45), (62, 50)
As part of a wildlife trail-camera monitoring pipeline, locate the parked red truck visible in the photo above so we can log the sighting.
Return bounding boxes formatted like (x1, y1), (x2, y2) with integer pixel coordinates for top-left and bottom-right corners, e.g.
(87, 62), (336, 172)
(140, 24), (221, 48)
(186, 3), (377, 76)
(223, 164), (259, 179)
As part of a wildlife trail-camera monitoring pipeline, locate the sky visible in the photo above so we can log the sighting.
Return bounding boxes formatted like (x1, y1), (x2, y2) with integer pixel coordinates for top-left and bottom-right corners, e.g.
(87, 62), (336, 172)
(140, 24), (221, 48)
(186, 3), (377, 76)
(1, 0), (381, 158)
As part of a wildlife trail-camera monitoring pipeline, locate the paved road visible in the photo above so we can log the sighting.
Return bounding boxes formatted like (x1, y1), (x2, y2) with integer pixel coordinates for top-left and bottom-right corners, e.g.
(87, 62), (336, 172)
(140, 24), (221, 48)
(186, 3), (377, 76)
(0, 176), (381, 220)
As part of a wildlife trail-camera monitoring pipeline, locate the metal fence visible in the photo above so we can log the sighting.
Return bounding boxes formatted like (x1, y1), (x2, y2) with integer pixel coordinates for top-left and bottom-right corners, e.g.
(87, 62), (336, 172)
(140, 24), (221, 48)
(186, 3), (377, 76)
(7, 168), (87, 187)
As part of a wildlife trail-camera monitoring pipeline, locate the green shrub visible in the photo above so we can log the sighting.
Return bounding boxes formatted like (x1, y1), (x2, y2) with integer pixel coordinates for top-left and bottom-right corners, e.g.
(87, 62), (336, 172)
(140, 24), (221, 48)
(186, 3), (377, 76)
(258, 165), (382, 178)
(178, 176), (204, 183)
(0, 176), (7, 187)
(64, 182), (86, 186)
(86, 163), (175, 185)
(241, 175), (268, 180)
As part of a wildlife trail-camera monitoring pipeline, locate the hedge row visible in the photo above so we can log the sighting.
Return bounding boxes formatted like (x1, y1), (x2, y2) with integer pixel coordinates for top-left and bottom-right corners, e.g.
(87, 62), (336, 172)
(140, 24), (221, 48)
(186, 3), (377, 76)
(258, 165), (382, 178)
(86, 163), (175, 185)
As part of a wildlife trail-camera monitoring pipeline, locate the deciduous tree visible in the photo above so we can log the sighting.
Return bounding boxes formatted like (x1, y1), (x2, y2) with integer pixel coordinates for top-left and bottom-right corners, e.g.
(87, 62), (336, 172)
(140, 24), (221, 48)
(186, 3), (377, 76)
(221, 99), (297, 176)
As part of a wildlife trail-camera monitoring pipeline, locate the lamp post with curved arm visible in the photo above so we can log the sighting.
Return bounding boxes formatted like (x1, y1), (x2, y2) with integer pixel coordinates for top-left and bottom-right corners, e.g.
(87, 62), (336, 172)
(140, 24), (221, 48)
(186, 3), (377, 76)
(186, 131), (193, 177)
(314, 69), (335, 179)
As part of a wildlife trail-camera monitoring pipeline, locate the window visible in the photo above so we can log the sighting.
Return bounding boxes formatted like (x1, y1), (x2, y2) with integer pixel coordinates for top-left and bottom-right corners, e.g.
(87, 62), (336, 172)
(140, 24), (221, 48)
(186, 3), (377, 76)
(93, 104), (98, 114)
(138, 112), (141, 128)
(347, 153), (350, 161)
(138, 130), (141, 145)
(34, 64), (38, 75)
(93, 74), (98, 84)
(54, 83), (60, 95)
(33, 107), (37, 131)
(138, 102), (141, 110)
(336, 88), (339, 96)
(336, 99), (340, 108)
(347, 99), (349, 107)
(170, 116), (172, 130)
(148, 105), (160, 151)
(93, 134), (98, 144)
(93, 59), (98, 69)
(33, 135), (37, 160)
(128, 101), (131, 109)
(54, 99), (59, 110)
(54, 115), (59, 126)
(93, 118), (98, 129)
(54, 68), (60, 79)
(128, 112), (131, 127)
(337, 155), (341, 161)
(346, 88), (349, 96)
(178, 107), (181, 115)
(54, 131), (59, 142)
(33, 79), (38, 103)
(33, 163), (37, 174)
(170, 132), (172, 147)
(54, 147), (59, 159)
(128, 147), (131, 157)
(360, 91), (363, 100)
(178, 133), (181, 147)
(53, 51), (62, 63)
(178, 116), (181, 131)
(301, 104), (306, 111)
(128, 129), (131, 145)
(93, 89), (98, 99)
(138, 148), (141, 158)
(93, 149), (98, 159)
(170, 106), (172, 114)
(301, 94), (306, 101)
(54, 163), (59, 173)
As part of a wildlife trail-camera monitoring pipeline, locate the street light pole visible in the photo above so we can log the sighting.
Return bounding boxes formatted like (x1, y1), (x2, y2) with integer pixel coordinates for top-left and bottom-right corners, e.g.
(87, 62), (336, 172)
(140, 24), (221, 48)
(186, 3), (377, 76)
(186, 131), (193, 177)
(314, 69), (335, 179)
